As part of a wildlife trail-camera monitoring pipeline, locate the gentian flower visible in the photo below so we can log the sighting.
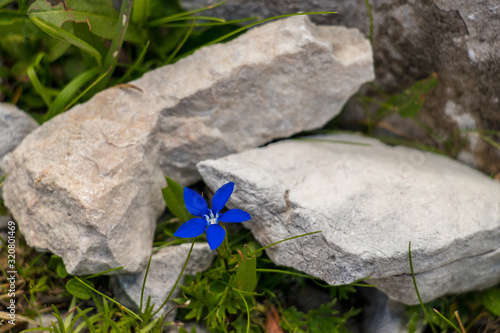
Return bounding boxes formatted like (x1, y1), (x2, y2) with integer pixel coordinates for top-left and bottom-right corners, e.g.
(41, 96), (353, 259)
(174, 182), (251, 250)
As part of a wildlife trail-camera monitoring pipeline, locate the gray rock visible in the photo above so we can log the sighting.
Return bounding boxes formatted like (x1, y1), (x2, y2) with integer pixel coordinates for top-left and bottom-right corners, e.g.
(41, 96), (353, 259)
(0, 103), (38, 164)
(1, 99), (166, 275)
(155, 15), (373, 185)
(182, 0), (500, 177)
(113, 243), (214, 321)
(197, 134), (500, 304)
(0, 103), (38, 224)
(2, 16), (373, 274)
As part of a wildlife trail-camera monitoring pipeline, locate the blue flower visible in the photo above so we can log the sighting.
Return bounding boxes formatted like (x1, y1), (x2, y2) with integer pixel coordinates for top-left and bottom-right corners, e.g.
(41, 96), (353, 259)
(173, 182), (251, 250)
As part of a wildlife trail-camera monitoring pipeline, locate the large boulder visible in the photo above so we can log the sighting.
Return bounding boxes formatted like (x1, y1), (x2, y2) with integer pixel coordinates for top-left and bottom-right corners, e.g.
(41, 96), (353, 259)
(2, 16), (373, 274)
(182, 0), (500, 177)
(197, 134), (500, 304)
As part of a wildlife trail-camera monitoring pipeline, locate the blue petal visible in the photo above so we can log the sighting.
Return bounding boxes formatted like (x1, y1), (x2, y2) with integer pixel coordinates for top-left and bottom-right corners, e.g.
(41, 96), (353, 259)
(211, 182), (234, 213)
(173, 218), (206, 238)
(184, 187), (209, 217)
(206, 224), (226, 250)
(218, 209), (251, 223)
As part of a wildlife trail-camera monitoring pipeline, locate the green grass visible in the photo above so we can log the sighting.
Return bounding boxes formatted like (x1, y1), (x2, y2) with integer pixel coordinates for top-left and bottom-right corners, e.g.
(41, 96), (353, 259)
(1, 0), (500, 332)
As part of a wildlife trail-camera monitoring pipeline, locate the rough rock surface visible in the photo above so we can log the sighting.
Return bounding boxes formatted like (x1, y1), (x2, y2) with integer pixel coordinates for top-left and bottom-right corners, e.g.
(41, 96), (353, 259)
(1, 16), (373, 274)
(0, 103), (38, 172)
(182, 0), (500, 176)
(197, 134), (500, 304)
(113, 243), (214, 321)
(155, 16), (373, 185)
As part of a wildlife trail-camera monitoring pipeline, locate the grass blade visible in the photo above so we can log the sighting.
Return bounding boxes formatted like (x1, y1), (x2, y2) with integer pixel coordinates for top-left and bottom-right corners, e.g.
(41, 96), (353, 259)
(139, 318), (160, 333)
(31, 16), (102, 67)
(164, 17), (196, 65)
(44, 67), (99, 121)
(173, 11), (336, 62)
(63, 68), (110, 112)
(234, 288), (250, 333)
(0, 0), (13, 8)
(153, 238), (195, 317)
(481, 135), (500, 151)
(116, 40), (149, 84)
(73, 276), (142, 322)
(99, 315), (122, 333)
(432, 309), (462, 332)
(249, 230), (322, 256)
(409, 242), (437, 333)
(140, 255), (153, 314)
(97, 0), (133, 90)
(27, 53), (52, 107)
(146, 0), (228, 27)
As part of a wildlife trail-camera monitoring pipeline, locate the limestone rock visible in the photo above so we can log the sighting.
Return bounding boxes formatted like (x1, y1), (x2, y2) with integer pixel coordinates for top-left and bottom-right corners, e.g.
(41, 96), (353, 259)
(112, 243), (214, 321)
(182, 0), (500, 176)
(1, 100), (165, 274)
(0, 103), (38, 172)
(2, 16), (373, 274)
(155, 15), (373, 185)
(197, 134), (500, 304)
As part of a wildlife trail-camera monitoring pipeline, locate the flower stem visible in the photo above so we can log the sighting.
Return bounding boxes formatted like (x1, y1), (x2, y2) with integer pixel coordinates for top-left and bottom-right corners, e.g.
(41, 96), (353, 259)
(216, 226), (231, 259)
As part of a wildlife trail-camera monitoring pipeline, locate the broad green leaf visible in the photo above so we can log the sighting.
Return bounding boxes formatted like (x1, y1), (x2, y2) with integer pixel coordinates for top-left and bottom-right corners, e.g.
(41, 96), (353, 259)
(482, 288), (500, 317)
(233, 245), (257, 293)
(209, 280), (226, 294)
(66, 278), (95, 300)
(44, 67), (99, 121)
(56, 262), (68, 278)
(162, 177), (192, 222)
(0, 12), (41, 36)
(30, 16), (102, 67)
(28, 0), (141, 43)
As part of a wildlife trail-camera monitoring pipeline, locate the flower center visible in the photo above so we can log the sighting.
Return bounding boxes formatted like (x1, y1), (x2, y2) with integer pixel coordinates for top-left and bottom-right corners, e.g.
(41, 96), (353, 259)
(204, 210), (219, 226)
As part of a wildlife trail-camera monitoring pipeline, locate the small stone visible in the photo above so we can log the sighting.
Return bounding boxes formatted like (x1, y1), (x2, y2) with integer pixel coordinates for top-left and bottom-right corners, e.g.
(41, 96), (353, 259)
(0, 103), (39, 161)
(0, 103), (38, 175)
(197, 134), (500, 304)
(2, 16), (373, 274)
(112, 243), (214, 321)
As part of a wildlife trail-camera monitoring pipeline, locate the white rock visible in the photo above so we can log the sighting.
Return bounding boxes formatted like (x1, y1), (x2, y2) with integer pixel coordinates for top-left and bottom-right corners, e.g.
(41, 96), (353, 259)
(197, 134), (500, 304)
(2, 16), (373, 274)
(112, 243), (214, 321)
(155, 15), (374, 185)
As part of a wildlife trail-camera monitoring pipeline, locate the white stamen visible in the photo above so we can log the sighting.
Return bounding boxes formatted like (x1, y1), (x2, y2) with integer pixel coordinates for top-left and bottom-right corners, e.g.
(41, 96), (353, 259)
(204, 211), (219, 225)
